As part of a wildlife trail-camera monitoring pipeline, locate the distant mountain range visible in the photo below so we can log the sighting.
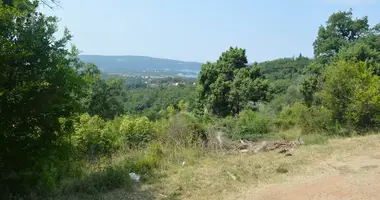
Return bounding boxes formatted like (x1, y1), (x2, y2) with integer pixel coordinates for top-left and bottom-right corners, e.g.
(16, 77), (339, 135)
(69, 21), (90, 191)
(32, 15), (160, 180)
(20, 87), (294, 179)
(79, 55), (203, 77)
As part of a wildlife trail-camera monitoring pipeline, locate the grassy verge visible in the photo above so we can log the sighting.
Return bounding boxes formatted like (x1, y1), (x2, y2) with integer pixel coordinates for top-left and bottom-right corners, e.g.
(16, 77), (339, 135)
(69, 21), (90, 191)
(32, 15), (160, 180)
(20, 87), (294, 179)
(52, 130), (380, 200)
(150, 133), (380, 200)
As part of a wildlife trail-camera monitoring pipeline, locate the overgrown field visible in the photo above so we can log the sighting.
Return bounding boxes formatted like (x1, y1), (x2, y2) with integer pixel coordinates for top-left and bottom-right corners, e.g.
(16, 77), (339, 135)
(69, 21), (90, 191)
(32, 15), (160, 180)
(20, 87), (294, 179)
(52, 130), (380, 200)
(2, 1), (380, 200)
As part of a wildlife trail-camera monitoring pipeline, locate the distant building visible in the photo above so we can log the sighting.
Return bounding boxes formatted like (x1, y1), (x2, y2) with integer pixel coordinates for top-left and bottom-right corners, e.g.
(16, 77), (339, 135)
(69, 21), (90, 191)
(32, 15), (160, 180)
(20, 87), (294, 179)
(173, 82), (185, 86)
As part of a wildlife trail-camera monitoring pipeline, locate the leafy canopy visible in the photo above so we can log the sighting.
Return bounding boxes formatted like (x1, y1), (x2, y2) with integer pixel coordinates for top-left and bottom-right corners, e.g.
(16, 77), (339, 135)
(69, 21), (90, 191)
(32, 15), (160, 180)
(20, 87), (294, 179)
(0, 1), (95, 194)
(196, 47), (272, 117)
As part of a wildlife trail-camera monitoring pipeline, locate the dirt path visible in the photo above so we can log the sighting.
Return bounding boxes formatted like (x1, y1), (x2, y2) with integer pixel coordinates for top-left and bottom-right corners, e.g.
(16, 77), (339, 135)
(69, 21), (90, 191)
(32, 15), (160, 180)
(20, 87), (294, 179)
(93, 135), (380, 200)
(236, 154), (380, 200)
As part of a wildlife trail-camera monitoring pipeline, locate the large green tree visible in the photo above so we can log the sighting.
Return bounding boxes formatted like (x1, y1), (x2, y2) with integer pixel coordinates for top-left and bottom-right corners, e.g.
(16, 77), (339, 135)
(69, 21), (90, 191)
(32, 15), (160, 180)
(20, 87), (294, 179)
(87, 77), (126, 120)
(322, 61), (380, 129)
(196, 47), (272, 117)
(313, 9), (370, 62)
(0, 2), (93, 195)
(302, 9), (380, 106)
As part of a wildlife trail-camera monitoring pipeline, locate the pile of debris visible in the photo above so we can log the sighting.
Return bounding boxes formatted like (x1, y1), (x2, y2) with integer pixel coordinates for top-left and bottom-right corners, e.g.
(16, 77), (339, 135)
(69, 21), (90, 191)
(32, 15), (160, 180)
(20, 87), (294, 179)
(233, 138), (304, 156)
(210, 131), (304, 156)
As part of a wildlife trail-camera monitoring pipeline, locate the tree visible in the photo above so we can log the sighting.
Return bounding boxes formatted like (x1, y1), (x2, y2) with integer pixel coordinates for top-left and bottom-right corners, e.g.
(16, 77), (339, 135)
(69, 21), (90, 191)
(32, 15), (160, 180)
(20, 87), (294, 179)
(322, 61), (380, 129)
(336, 41), (380, 75)
(88, 77), (126, 120)
(196, 47), (272, 117)
(2, 0), (59, 8)
(313, 9), (370, 62)
(259, 56), (311, 94)
(0, 3), (92, 195)
(300, 74), (319, 107)
(302, 9), (380, 107)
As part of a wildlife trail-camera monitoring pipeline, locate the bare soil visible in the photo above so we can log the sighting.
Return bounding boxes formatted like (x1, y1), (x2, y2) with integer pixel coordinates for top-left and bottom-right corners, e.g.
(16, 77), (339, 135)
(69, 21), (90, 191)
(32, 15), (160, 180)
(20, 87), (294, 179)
(235, 153), (380, 200)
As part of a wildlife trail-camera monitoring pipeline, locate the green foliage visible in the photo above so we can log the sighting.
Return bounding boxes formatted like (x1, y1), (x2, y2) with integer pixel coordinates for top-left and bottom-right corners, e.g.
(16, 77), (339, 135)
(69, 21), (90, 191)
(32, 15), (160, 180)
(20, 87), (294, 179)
(178, 100), (190, 112)
(73, 114), (122, 158)
(225, 109), (272, 141)
(124, 85), (196, 120)
(276, 103), (308, 129)
(62, 165), (133, 195)
(300, 74), (319, 107)
(313, 9), (370, 61)
(336, 42), (380, 75)
(276, 103), (333, 134)
(133, 142), (163, 175)
(119, 116), (155, 147)
(322, 61), (380, 129)
(0, 3), (93, 196)
(262, 80), (305, 115)
(87, 77), (126, 120)
(197, 47), (272, 117)
(157, 112), (207, 147)
(3, 3), (380, 199)
(259, 55), (311, 94)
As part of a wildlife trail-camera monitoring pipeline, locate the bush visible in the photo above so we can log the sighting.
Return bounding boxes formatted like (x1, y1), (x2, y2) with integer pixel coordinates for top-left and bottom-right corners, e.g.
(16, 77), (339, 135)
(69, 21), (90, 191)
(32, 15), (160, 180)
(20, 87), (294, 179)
(0, 4), (92, 196)
(119, 116), (155, 147)
(298, 105), (334, 134)
(276, 102), (308, 129)
(230, 109), (272, 141)
(59, 142), (163, 197)
(73, 114), (123, 159)
(62, 165), (133, 195)
(276, 103), (333, 134)
(322, 61), (380, 130)
(134, 143), (163, 175)
(157, 112), (207, 147)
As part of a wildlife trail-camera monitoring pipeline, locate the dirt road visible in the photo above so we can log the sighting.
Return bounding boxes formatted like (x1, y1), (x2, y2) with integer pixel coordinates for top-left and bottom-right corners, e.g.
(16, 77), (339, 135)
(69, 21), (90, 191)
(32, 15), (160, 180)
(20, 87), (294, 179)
(91, 135), (380, 200)
(236, 150), (380, 200)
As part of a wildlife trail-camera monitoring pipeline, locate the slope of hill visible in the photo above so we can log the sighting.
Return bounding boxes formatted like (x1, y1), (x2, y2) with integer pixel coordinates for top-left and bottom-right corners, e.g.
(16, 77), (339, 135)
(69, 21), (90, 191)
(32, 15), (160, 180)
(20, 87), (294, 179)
(79, 55), (203, 77)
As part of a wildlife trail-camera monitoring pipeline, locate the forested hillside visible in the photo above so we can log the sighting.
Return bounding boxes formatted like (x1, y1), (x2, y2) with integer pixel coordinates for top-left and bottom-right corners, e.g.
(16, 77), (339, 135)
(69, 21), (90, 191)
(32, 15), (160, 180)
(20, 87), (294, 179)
(1, 1), (380, 199)
(79, 55), (202, 77)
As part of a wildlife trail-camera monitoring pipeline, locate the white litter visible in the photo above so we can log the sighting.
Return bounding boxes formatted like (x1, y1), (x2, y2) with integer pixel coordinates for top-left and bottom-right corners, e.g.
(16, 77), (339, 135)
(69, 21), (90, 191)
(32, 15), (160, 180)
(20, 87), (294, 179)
(129, 172), (140, 182)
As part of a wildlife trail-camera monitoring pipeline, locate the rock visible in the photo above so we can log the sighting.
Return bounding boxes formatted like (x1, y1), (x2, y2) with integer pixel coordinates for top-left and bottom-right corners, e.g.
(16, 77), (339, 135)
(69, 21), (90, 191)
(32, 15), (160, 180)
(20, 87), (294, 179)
(278, 149), (288, 154)
(276, 167), (288, 174)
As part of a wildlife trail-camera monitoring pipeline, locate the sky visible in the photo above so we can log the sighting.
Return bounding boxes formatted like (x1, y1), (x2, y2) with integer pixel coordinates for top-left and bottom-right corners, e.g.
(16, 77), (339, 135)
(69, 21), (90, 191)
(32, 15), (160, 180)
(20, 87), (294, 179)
(40, 0), (380, 63)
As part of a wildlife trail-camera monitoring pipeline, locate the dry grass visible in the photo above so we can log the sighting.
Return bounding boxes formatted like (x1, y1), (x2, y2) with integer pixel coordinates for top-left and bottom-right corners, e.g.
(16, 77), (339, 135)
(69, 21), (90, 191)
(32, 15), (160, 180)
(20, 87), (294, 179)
(56, 132), (380, 200)
(140, 133), (380, 200)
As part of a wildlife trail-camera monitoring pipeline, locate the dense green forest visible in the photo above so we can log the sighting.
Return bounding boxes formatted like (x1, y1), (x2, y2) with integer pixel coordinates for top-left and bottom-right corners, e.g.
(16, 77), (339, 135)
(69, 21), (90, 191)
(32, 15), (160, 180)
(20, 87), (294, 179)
(1, 1), (380, 199)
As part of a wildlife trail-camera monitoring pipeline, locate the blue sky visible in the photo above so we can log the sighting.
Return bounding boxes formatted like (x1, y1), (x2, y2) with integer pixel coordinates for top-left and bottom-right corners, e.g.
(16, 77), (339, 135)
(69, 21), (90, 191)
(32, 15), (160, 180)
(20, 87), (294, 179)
(40, 0), (380, 63)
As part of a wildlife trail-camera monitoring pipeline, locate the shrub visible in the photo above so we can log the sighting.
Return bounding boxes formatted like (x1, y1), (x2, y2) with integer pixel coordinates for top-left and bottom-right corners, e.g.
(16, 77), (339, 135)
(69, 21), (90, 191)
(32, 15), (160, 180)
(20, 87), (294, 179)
(60, 143), (163, 196)
(0, 4), (92, 196)
(119, 116), (155, 147)
(322, 61), (380, 130)
(276, 103), (333, 134)
(276, 102), (308, 129)
(158, 112), (207, 147)
(101, 119), (124, 152)
(73, 114), (122, 159)
(133, 142), (163, 175)
(62, 165), (132, 195)
(298, 105), (334, 134)
(115, 142), (164, 179)
(230, 109), (272, 141)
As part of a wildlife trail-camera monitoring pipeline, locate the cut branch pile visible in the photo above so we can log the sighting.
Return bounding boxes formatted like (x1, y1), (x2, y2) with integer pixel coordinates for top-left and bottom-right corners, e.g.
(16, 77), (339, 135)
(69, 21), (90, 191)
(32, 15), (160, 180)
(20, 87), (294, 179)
(231, 138), (304, 155)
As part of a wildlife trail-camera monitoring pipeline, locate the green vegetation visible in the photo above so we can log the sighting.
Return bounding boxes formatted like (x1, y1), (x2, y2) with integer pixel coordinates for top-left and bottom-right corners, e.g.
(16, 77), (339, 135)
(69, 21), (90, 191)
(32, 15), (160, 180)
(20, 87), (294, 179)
(196, 47), (272, 116)
(1, 1), (380, 199)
